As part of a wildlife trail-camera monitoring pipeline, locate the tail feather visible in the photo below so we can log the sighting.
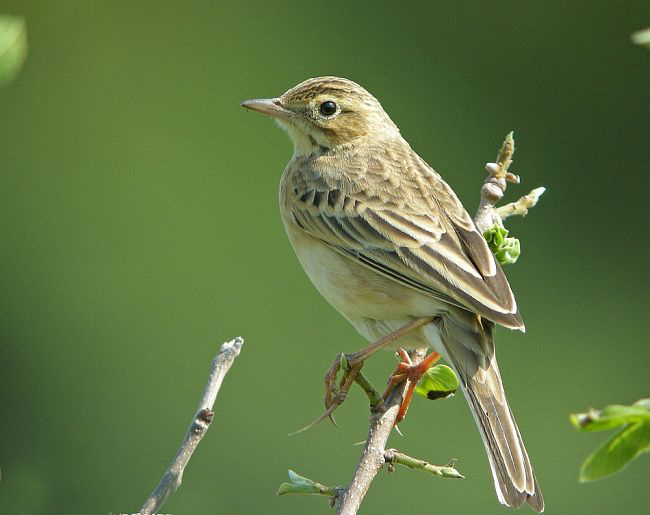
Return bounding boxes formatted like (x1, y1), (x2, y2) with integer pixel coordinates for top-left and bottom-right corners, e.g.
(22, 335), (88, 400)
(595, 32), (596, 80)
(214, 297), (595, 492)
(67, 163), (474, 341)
(427, 315), (544, 512)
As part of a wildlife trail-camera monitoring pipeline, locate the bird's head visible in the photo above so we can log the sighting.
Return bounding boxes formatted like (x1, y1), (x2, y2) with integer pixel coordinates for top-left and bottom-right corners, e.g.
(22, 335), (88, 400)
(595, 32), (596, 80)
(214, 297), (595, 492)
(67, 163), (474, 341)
(241, 76), (399, 155)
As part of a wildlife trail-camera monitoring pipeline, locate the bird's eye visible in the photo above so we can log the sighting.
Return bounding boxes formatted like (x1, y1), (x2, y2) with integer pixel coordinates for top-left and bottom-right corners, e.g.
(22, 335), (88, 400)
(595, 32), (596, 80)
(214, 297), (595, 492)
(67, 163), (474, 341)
(319, 101), (337, 116)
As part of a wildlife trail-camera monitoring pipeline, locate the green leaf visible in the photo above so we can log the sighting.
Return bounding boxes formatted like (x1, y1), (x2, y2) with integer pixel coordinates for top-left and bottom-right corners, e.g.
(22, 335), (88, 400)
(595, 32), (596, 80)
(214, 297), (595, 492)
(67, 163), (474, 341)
(483, 224), (520, 265)
(0, 15), (27, 85)
(415, 364), (459, 400)
(277, 470), (320, 495)
(571, 399), (650, 481)
(580, 418), (650, 482)
(276, 470), (339, 497)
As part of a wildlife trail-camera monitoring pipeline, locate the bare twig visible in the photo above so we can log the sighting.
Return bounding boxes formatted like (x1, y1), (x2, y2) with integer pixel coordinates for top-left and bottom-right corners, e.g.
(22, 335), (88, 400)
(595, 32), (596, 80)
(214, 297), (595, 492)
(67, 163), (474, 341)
(495, 186), (545, 221)
(139, 337), (244, 515)
(384, 449), (464, 479)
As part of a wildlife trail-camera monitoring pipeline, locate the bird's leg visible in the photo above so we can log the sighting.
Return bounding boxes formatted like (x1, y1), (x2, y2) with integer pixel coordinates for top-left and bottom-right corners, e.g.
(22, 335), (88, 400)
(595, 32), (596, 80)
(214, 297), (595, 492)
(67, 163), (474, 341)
(345, 316), (435, 366)
(291, 317), (434, 435)
(383, 349), (441, 425)
(324, 317), (434, 413)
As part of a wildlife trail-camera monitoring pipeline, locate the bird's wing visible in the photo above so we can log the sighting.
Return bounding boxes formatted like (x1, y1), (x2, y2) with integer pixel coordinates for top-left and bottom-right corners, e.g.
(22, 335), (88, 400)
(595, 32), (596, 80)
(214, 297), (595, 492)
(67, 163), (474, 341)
(285, 146), (523, 329)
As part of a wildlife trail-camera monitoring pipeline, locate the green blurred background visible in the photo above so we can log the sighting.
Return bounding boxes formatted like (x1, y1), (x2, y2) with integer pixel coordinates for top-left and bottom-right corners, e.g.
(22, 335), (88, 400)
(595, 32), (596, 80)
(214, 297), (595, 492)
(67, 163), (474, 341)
(1, 1), (648, 514)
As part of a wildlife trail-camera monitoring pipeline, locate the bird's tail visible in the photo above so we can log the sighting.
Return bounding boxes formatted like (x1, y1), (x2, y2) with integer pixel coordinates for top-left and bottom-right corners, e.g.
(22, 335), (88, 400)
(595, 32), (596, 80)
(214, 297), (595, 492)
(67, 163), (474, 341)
(425, 315), (544, 512)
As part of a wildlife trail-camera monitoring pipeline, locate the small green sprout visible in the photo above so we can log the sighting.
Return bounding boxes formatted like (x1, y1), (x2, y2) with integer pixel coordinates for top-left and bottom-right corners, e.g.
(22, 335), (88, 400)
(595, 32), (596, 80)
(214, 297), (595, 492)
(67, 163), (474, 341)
(483, 224), (520, 265)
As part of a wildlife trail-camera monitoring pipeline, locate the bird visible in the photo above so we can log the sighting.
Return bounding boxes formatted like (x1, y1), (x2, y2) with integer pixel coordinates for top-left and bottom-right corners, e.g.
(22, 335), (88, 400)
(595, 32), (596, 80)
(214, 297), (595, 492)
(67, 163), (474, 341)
(241, 76), (543, 512)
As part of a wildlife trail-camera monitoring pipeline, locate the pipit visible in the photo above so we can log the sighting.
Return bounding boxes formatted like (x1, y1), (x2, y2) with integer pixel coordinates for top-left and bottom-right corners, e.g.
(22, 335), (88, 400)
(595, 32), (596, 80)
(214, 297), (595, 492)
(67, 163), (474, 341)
(242, 77), (543, 512)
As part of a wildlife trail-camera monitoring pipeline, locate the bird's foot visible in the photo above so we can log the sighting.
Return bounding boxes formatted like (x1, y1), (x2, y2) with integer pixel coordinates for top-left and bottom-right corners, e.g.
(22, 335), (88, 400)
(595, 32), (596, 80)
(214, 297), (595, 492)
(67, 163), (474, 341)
(289, 317), (435, 435)
(383, 349), (441, 425)
(289, 352), (369, 435)
(323, 352), (367, 422)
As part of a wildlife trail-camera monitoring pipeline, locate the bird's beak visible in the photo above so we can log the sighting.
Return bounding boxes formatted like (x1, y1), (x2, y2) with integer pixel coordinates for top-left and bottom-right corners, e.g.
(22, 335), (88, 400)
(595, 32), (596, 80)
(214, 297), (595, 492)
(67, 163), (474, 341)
(240, 98), (294, 120)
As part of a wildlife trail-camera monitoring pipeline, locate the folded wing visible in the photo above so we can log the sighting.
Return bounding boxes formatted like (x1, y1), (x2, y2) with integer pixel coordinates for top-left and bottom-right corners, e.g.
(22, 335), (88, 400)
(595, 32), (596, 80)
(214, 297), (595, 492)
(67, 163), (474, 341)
(285, 149), (523, 329)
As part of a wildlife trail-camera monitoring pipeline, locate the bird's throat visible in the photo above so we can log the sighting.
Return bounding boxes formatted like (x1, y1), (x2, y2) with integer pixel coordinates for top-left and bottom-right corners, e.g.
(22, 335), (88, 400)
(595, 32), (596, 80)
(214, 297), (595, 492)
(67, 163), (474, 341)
(278, 121), (330, 158)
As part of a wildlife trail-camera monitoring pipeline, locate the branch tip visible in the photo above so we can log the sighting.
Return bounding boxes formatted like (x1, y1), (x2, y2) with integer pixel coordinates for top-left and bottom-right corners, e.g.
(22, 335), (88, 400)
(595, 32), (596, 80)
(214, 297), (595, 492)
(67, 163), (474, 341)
(384, 449), (464, 479)
(475, 132), (544, 234)
(220, 335), (244, 355)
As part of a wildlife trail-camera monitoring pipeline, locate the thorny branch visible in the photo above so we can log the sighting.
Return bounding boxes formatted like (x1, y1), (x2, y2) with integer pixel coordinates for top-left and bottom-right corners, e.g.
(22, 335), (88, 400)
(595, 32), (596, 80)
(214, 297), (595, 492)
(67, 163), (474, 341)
(334, 349), (428, 515)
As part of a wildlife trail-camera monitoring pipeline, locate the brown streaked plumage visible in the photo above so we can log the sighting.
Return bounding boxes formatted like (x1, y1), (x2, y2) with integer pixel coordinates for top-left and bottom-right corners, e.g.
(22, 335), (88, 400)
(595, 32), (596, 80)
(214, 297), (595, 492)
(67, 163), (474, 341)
(242, 76), (543, 511)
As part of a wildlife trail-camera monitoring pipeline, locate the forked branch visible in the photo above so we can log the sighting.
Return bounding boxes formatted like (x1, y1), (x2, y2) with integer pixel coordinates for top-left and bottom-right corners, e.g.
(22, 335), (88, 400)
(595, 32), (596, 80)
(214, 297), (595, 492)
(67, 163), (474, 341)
(474, 132), (544, 233)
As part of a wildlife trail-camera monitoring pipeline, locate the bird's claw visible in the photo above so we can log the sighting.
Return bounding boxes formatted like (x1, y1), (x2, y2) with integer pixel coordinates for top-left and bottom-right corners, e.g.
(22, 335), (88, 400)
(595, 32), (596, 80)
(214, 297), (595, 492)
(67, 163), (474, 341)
(290, 352), (364, 435)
